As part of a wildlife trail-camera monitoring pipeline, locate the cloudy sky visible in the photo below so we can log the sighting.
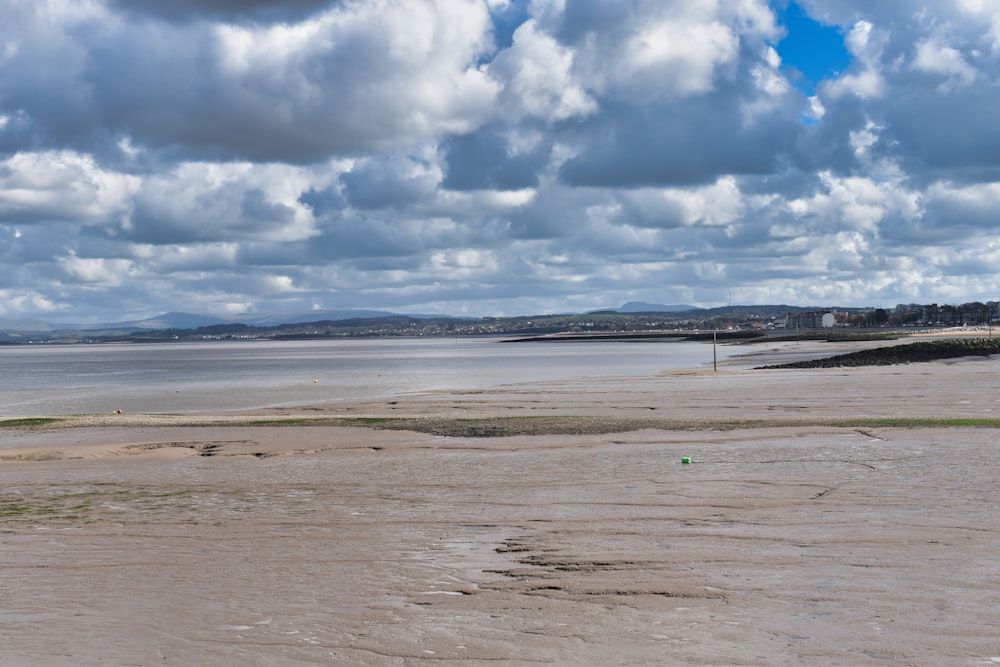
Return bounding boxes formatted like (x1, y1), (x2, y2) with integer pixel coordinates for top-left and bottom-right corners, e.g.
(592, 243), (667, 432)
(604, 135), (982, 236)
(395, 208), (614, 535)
(2, 0), (1000, 322)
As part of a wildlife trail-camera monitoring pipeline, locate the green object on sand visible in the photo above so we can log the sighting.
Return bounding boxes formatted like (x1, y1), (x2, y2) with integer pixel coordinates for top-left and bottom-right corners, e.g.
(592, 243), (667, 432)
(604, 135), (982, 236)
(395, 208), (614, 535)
(681, 457), (691, 464)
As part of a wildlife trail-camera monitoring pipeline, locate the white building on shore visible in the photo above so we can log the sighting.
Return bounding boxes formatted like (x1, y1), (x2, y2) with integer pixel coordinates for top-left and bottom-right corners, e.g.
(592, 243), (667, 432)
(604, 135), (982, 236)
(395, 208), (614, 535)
(785, 310), (836, 329)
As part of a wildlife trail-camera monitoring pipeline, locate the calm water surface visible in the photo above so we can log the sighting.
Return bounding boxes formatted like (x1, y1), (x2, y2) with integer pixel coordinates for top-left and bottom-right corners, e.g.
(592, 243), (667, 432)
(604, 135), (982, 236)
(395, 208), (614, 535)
(0, 337), (747, 416)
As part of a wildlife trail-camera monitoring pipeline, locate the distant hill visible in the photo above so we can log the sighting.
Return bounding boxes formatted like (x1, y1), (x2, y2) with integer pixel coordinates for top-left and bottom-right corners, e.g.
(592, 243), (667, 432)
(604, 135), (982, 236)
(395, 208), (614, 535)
(234, 309), (403, 327)
(0, 318), (56, 333)
(0, 304), (880, 339)
(80, 309), (411, 331)
(0, 308), (453, 336)
(96, 312), (232, 331)
(590, 301), (700, 314)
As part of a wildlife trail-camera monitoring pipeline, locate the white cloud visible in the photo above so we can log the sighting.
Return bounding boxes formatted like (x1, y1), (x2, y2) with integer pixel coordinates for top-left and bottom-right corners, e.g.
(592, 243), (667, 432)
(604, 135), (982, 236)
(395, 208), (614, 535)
(0, 151), (137, 224)
(663, 176), (746, 227)
(58, 253), (135, 285)
(806, 95), (826, 120)
(849, 120), (882, 158)
(430, 248), (498, 276)
(925, 179), (1000, 223)
(824, 20), (885, 98)
(991, 15), (1000, 52)
(913, 38), (978, 87)
(794, 171), (914, 232)
(130, 243), (239, 273)
(623, 18), (738, 96)
(0, 288), (64, 315)
(437, 188), (536, 212)
(261, 274), (298, 293)
(1, 0), (500, 162)
(744, 46), (792, 120)
(125, 161), (322, 243)
(574, 3), (757, 102)
(488, 19), (597, 121)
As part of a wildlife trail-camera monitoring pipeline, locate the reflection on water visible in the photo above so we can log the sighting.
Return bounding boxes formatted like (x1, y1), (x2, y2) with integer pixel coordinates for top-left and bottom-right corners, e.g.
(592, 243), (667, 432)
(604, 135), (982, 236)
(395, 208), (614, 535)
(0, 337), (745, 415)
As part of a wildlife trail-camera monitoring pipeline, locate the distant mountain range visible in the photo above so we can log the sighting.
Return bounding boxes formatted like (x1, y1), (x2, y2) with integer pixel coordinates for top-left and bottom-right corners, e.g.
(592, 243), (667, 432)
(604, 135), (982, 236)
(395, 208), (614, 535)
(0, 309), (417, 335)
(0, 303), (839, 336)
(590, 301), (699, 313)
(118, 309), (413, 330)
(0, 303), (704, 334)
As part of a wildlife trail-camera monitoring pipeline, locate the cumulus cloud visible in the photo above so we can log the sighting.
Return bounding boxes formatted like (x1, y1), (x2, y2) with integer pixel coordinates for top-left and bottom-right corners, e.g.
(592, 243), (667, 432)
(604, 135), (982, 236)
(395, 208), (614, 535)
(121, 162), (318, 244)
(0, 151), (137, 224)
(488, 18), (597, 121)
(1, 0), (499, 162)
(2, 0), (1000, 321)
(822, 20), (884, 98)
(913, 37), (978, 88)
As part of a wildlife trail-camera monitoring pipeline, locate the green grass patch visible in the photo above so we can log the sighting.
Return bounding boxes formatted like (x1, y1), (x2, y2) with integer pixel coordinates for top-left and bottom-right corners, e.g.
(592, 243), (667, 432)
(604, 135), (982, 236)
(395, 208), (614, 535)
(336, 414), (1000, 437)
(0, 497), (87, 522)
(242, 417), (334, 426)
(761, 332), (907, 343)
(0, 500), (57, 518)
(0, 417), (63, 428)
(0, 486), (211, 525)
(341, 417), (392, 425)
(829, 417), (1000, 428)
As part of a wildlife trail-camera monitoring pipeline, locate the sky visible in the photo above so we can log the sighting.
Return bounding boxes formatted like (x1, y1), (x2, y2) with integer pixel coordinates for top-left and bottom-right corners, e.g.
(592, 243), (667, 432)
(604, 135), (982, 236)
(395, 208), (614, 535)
(2, 0), (1000, 323)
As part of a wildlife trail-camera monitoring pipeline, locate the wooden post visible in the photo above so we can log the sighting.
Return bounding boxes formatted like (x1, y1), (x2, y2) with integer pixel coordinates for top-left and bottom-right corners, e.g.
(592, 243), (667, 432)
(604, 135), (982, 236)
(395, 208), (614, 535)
(713, 329), (717, 372)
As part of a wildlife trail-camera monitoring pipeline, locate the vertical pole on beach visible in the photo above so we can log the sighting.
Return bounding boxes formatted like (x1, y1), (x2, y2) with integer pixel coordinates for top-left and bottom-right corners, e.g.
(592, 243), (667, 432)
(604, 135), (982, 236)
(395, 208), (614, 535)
(713, 329), (717, 372)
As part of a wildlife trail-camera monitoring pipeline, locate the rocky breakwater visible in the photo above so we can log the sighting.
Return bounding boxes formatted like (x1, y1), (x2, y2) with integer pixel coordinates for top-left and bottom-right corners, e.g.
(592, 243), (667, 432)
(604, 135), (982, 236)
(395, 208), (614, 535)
(756, 337), (1000, 369)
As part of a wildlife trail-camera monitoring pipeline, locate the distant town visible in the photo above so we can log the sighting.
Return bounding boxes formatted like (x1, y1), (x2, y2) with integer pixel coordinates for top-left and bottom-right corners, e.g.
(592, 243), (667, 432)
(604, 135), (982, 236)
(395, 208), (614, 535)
(3, 301), (998, 345)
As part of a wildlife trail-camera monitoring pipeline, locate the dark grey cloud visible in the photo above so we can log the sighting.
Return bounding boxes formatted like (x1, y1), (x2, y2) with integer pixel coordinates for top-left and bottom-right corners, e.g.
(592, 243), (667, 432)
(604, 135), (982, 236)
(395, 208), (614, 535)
(882, 87), (1000, 177)
(2, 1), (498, 165)
(110, 0), (336, 23)
(77, 22), (364, 163)
(306, 215), (427, 261)
(126, 180), (296, 245)
(504, 185), (606, 240)
(554, 2), (632, 44)
(232, 240), (308, 269)
(559, 94), (801, 187)
(241, 188), (296, 224)
(299, 186), (348, 218)
(0, 224), (77, 267)
(341, 158), (438, 209)
(441, 130), (545, 191)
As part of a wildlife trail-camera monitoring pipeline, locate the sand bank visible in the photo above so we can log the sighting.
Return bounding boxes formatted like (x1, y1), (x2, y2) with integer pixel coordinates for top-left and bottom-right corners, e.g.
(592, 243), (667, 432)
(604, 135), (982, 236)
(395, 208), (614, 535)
(2, 346), (1000, 665)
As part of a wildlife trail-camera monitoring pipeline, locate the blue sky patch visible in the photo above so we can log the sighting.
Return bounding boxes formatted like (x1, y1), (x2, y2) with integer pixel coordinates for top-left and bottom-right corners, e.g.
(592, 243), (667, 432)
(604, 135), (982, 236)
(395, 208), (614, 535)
(773, 1), (852, 96)
(489, 0), (532, 51)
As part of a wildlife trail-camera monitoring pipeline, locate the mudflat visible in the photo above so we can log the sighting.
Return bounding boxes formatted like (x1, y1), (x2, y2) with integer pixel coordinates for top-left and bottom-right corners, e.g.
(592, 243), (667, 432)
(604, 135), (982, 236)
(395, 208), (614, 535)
(2, 342), (1000, 665)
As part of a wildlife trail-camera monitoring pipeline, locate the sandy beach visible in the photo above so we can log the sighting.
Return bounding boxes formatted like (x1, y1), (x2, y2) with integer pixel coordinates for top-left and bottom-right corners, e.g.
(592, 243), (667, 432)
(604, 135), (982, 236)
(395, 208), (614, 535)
(3, 341), (1000, 665)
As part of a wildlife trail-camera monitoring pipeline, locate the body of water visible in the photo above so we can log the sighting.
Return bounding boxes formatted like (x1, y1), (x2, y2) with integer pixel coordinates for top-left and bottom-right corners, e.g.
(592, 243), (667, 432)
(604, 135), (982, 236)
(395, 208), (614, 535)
(0, 337), (749, 416)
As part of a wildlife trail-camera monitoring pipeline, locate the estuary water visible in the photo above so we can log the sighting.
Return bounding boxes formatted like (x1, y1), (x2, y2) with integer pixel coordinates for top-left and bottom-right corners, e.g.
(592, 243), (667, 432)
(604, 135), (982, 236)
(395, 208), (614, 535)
(0, 336), (748, 416)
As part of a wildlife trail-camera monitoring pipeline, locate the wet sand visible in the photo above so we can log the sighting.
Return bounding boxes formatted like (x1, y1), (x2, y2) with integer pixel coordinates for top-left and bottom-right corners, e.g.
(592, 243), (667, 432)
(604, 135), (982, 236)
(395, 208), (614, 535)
(2, 342), (1000, 665)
